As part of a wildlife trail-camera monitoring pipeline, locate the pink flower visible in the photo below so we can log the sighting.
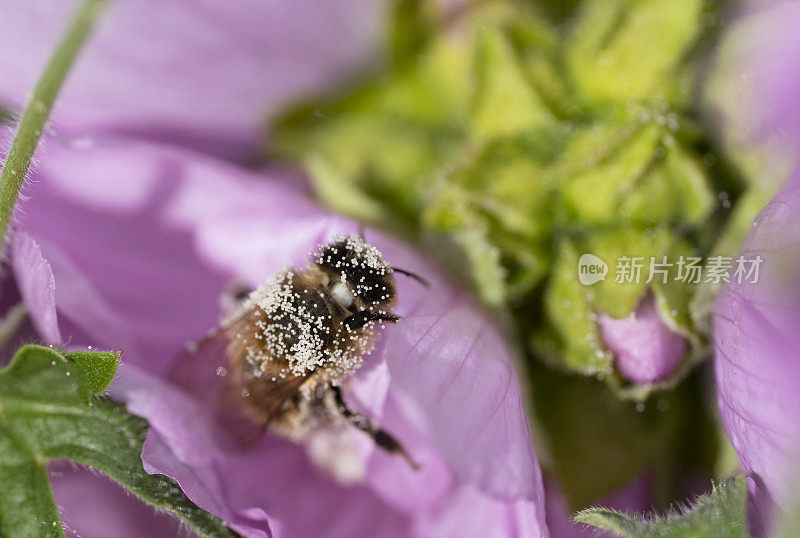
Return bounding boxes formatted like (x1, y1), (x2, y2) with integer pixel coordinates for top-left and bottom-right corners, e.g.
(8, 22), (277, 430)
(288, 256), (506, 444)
(0, 0), (385, 160)
(714, 170), (800, 533)
(712, 2), (800, 532)
(10, 134), (549, 537)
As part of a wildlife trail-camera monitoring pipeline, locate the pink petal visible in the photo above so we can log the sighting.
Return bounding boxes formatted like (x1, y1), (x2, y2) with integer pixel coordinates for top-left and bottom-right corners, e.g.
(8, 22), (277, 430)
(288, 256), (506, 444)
(110, 364), (274, 537)
(741, 2), (800, 144)
(0, 0), (386, 160)
(10, 232), (62, 344)
(17, 139), (230, 375)
(112, 362), (414, 538)
(714, 169), (800, 524)
(51, 463), (181, 538)
(378, 277), (543, 501)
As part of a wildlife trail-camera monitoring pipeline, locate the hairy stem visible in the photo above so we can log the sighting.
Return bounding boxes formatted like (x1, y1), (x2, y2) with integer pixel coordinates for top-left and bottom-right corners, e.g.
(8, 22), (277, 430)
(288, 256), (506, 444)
(0, 0), (110, 245)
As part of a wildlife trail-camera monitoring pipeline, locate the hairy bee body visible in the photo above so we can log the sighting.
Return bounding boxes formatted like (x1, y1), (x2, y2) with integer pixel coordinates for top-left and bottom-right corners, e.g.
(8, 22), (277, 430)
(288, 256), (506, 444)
(173, 234), (421, 471)
(171, 235), (419, 472)
(225, 263), (383, 437)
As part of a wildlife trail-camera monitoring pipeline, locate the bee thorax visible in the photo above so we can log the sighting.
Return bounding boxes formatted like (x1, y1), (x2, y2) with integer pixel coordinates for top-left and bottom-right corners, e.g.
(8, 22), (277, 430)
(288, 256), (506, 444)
(236, 269), (377, 382)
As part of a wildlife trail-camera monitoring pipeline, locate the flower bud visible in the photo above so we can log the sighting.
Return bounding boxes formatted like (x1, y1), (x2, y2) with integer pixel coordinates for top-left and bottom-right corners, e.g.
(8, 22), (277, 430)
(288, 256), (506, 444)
(598, 292), (686, 384)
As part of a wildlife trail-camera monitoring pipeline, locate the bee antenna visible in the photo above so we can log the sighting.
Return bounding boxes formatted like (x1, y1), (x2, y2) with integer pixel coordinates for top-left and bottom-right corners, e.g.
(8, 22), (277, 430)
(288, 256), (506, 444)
(392, 267), (429, 287)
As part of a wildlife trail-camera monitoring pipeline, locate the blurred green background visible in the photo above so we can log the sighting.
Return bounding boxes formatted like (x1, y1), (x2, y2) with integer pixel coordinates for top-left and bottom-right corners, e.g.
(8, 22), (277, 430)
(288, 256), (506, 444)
(268, 0), (778, 512)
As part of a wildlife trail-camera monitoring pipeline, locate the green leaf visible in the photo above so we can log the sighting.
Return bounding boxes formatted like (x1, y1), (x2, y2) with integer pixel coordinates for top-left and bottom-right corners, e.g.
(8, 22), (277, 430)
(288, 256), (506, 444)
(565, 0), (702, 103)
(388, 0), (436, 67)
(62, 349), (119, 395)
(471, 27), (554, 139)
(0, 345), (239, 537)
(559, 122), (661, 225)
(573, 475), (748, 537)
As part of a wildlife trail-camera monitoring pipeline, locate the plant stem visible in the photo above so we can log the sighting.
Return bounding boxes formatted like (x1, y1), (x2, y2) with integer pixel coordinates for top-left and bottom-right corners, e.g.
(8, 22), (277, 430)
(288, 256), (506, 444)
(0, 0), (110, 245)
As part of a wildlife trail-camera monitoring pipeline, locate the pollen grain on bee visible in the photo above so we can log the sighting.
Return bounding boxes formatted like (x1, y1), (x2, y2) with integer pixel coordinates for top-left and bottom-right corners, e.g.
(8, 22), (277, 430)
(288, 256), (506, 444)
(235, 234), (396, 384)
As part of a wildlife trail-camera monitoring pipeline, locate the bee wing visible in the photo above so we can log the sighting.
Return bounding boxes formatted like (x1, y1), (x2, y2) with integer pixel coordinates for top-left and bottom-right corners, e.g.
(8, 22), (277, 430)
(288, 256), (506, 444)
(168, 326), (267, 447)
(168, 323), (313, 448)
(168, 327), (230, 398)
(235, 359), (313, 425)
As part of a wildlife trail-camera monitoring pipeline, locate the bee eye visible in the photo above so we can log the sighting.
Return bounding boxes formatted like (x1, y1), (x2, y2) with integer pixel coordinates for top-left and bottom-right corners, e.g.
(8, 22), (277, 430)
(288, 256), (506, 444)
(330, 282), (354, 308)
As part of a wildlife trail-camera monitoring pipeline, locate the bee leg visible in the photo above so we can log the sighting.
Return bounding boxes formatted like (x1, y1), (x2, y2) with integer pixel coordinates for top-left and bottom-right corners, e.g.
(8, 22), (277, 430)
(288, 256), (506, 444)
(331, 386), (420, 470)
(391, 267), (429, 287)
(343, 310), (399, 331)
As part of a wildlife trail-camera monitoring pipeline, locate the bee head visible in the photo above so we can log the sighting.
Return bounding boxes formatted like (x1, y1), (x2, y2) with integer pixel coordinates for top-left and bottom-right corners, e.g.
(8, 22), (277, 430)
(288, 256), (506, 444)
(314, 235), (397, 310)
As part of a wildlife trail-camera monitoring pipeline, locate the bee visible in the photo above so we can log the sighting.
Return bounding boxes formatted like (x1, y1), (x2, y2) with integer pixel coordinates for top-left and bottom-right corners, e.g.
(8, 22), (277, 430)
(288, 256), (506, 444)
(170, 234), (426, 471)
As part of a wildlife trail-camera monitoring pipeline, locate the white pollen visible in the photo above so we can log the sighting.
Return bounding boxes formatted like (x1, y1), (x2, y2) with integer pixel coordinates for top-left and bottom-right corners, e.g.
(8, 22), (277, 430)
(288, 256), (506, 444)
(330, 282), (354, 308)
(239, 236), (395, 382)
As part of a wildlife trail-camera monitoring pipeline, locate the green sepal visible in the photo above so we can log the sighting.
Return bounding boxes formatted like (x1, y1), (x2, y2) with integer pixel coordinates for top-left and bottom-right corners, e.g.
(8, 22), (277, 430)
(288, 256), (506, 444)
(388, 0), (436, 67)
(573, 475), (748, 537)
(536, 228), (704, 393)
(271, 0), (724, 344)
(565, 0), (702, 104)
(620, 142), (715, 226)
(559, 122), (662, 225)
(470, 26), (554, 139)
(63, 349), (119, 395)
(536, 241), (611, 376)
